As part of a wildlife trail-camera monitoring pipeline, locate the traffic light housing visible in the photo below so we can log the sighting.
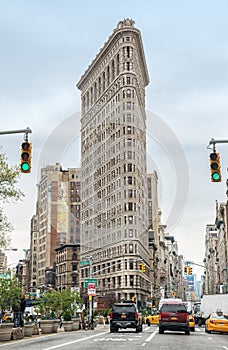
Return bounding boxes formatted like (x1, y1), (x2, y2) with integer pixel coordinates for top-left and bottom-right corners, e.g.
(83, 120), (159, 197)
(142, 264), (146, 273)
(210, 152), (221, 182)
(184, 266), (188, 275)
(188, 267), (193, 275)
(139, 263), (143, 272)
(131, 296), (136, 302)
(20, 141), (32, 173)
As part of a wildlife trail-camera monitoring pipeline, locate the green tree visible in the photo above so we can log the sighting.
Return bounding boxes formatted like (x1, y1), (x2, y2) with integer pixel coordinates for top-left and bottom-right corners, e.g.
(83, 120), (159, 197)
(0, 150), (24, 248)
(0, 276), (22, 313)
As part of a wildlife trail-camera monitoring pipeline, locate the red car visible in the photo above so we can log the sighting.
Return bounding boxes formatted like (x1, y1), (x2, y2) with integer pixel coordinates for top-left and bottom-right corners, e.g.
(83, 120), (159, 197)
(159, 302), (190, 335)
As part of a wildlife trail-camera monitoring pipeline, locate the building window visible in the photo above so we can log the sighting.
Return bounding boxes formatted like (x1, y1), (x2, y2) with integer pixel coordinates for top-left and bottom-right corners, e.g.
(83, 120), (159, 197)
(127, 126), (132, 134)
(126, 102), (131, 110)
(127, 151), (132, 159)
(72, 263), (77, 271)
(129, 260), (134, 269)
(128, 189), (133, 198)
(128, 216), (133, 224)
(112, 60), (115, 81)
(127, 163), (132, 172)
(128, 203), (133, 211)
(129, 244), (133, 253)
(127, 114), (132, 122)
(127, 139), (132, 147)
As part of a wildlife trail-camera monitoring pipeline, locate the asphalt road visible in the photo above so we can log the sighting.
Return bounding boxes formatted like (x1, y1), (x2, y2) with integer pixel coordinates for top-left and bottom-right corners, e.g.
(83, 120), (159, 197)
(0, 325), (227, 350)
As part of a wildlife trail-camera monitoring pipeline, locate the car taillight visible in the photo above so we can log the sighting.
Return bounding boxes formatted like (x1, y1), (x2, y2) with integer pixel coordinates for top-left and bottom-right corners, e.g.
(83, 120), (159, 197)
(110, 312), (113, 320)
(135, 312), (138, 319)
(186, 314), (189, 322)
(210, 320), (215, 324)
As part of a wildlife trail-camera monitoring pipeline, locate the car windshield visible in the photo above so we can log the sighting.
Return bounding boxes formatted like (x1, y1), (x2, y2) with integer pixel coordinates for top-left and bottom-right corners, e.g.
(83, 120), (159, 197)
(161, 304), (187, 313)
(113, 305), (135, 313)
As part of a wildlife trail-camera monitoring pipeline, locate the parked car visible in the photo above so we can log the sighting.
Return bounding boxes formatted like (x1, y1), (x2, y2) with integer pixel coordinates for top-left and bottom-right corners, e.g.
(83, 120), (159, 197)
(159, 302), (190, 335)
(109, 302), (143, 333)
(145, 313), (159, 325)
(205, 312), (228, 334)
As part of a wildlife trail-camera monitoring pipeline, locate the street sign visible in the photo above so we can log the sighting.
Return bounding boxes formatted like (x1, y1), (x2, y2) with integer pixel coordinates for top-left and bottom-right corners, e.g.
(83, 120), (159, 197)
(84, 278), (98, 287)
(80, 261), (90, 265)
(88, 282), (96, 296)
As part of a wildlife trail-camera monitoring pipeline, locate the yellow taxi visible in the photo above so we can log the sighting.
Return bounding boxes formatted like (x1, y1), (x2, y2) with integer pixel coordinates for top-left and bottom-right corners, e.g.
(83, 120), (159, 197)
(188, 312), (195, 331)
(205, 312), (228, 334)
(145, 313), (159, 326)
(3, 312), (13, 322)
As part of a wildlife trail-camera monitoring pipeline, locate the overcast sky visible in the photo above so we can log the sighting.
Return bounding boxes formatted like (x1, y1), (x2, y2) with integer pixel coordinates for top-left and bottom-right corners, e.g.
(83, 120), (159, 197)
(1, 0), (228, 278)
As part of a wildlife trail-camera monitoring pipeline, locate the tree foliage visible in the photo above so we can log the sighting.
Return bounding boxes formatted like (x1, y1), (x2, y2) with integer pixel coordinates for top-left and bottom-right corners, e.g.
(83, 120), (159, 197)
(0, 150), (24, 248)
(0, 276), (22, 312)
(35, 289), (83, 319)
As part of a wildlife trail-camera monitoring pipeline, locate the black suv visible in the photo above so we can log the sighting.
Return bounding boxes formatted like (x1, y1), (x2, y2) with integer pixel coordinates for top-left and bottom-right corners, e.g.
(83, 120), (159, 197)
(110, 303), (143, 333)
(159, 302), (190, 335)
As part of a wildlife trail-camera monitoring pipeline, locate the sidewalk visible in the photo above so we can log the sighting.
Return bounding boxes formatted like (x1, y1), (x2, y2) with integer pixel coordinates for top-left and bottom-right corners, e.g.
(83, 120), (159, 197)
(0, 324), (109, 346)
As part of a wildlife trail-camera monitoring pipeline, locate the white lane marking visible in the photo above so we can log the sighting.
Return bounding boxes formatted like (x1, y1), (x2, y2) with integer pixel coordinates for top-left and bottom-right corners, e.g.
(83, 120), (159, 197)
(142, 343), (146, 347)
(145, 330), (158, 342)
(94, 338), (126, 342)
(42, 331), (108, 350)
(222, 347), (228, 350)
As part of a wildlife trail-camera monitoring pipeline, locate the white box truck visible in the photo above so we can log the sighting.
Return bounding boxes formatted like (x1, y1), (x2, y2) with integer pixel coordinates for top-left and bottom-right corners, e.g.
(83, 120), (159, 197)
(198, 294), (228, 326)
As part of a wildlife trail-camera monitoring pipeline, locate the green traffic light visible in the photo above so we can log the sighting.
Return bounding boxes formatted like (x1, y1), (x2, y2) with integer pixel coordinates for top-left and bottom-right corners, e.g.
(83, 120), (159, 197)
(212, 172), (220, 181)
(21, 162), (30, 171)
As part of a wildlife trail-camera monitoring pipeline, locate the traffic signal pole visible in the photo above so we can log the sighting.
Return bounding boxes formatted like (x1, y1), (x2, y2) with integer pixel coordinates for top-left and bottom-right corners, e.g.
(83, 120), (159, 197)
(207, 138), (228, 182)
(0, 127), (32, 137)
(208, 138), (228, 149)
(0, 127), (32, 173)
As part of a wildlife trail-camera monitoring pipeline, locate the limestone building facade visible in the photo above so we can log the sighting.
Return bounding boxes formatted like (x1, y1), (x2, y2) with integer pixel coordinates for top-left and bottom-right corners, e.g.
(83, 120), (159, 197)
(77, 19), (150, 305)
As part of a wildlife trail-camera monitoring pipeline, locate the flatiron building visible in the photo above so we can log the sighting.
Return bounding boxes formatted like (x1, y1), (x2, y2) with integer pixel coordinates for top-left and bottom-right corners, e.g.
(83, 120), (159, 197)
(77, 19), (150, 305)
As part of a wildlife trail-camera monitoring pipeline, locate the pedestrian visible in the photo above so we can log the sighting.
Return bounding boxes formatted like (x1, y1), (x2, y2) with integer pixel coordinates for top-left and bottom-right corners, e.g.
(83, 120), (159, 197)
(12, 303), (21, 328)
(19, 295), (26, 327)
(59, 314), (63, 328)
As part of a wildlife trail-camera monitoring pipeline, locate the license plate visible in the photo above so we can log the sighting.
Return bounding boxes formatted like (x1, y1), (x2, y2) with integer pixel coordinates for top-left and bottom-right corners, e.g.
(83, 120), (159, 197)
(171, 317), (177, 320)
(121, 314), (126, 318)
(219, 323), (224, 326)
